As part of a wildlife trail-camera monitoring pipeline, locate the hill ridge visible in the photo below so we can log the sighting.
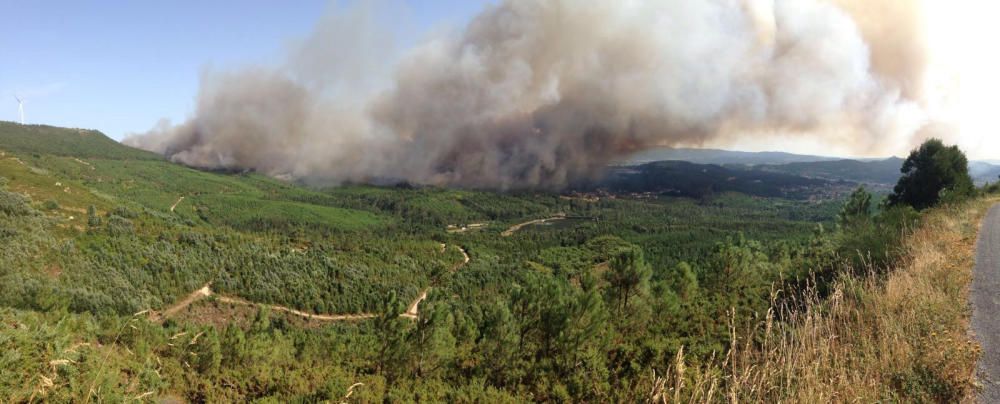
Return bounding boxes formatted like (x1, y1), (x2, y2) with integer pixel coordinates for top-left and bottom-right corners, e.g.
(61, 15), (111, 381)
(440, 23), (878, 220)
(0, 121), (160, 160)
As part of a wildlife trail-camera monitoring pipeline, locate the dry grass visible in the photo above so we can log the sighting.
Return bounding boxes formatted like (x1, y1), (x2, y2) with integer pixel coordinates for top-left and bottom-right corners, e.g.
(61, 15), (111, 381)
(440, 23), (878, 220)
(650, 198), (996, 403)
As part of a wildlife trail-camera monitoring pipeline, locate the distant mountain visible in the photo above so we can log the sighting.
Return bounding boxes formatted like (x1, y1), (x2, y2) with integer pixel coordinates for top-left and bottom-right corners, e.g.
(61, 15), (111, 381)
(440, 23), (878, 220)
(753, 157), (905, 185)
(617, 147), (903, 187)
(589, 160), (834, 199)
(971, 161), (1000, 185)
(621, 147), (838, 166)
(757, 157), (1000, 186)
(622, 147), (1000, 186)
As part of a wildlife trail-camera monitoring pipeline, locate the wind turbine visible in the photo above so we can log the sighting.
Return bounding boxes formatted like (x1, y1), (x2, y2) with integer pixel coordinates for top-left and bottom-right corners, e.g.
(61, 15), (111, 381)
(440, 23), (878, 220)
(13, 95), (24, 125)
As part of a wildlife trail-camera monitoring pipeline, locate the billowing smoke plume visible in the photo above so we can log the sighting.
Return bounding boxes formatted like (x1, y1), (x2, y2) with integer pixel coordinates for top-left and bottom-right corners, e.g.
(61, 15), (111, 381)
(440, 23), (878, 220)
(125, 0), (932, 189)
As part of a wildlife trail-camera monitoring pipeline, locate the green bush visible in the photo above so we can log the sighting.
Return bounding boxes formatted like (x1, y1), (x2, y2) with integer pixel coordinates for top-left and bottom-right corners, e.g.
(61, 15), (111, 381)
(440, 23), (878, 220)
(106, 215), (134, 236)
(837, 186), (872, 228)
(838, 204), (920, 271)
(87, 205), (101, 227)
(108, 206), (138, 219)
(0, 190), (33, 216)
(983, 181), (1000, 195)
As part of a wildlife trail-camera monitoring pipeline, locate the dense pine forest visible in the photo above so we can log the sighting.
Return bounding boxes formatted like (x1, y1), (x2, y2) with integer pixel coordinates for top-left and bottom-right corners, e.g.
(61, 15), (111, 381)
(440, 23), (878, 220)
(0, 123), (952, 402)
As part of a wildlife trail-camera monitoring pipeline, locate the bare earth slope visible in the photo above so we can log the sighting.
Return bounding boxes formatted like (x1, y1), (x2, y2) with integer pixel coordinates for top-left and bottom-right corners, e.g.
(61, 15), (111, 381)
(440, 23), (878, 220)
(973, 203), (1000, 402)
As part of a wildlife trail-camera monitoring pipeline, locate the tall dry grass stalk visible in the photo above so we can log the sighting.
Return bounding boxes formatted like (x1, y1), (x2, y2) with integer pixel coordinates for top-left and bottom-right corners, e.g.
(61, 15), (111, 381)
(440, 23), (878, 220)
(649, 199), (995, 403)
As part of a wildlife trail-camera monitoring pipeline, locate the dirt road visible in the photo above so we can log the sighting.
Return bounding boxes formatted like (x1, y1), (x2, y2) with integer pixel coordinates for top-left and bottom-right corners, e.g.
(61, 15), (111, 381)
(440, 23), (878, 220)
(153, 284), (211, 321)
(73, 158), (95, 170)
(501, 213), (566, 236)
(154, 245), (470, 323)
(169, 196), (185, 212)
(402, 246), (469, 319)
(972, 203), (1000, 402)
(214, 294), (377, 321)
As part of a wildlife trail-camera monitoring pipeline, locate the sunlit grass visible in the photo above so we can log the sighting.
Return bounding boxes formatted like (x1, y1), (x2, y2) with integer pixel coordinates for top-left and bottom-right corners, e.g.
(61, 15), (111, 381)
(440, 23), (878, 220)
(649, 198), (994, 402)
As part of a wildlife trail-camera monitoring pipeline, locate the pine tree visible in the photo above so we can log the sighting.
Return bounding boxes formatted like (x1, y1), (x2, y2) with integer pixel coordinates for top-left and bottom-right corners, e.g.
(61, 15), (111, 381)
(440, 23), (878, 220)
(375, 291), (408, 378)
(409, 297), (456, 378)
(87, 205), (101, 227)
(221, 324), (247, 367)
(604, 247), (652, 313)
(195, 327), (222, 375)
(837, 186), (872, 228)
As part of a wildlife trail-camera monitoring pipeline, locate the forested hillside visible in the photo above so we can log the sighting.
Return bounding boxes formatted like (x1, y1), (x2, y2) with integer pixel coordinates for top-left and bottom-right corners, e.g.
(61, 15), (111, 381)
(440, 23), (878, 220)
(755, 157), (1000, 187)
(593, 160), (845, 199)
(752, 157), (905, 185)
(0, 123), (943, 401)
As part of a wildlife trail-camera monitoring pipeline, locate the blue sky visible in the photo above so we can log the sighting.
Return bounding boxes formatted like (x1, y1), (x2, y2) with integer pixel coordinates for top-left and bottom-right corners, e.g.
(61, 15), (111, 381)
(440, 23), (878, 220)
(0, 0), (492, 140)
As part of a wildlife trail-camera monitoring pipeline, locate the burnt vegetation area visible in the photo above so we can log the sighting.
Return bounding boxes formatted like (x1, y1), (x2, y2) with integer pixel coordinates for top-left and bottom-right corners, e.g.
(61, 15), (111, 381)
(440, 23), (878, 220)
(0, 125), (983, 402)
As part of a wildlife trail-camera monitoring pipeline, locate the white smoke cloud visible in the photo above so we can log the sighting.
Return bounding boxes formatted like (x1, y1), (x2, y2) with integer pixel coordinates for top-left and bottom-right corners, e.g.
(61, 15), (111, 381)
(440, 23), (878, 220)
(124, 0), (933, 189)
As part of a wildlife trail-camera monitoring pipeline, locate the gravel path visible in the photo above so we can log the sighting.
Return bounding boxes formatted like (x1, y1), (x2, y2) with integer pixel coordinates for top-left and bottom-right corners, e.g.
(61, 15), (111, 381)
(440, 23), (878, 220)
(154, 246), (470, 323)
(973, 204), (1000, 402)
(501, 213), (566, 236)
(169, 196), (185, 212)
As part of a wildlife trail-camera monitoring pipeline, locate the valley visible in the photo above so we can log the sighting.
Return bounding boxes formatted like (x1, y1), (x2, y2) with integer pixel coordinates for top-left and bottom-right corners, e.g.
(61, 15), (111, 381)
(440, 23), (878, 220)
(0, 123), (983, 402)
(1, 2), (987, 401)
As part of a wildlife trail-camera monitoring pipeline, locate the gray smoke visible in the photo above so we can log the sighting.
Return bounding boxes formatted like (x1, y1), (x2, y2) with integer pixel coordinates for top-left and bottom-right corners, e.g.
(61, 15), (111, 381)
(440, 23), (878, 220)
(124, 0), (931, 189)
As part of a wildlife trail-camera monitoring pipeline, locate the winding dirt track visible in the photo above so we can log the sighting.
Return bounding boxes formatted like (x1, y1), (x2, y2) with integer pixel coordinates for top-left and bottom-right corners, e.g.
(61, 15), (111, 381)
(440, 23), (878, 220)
(153, 245), (469, 323)
(155, 285), (210, 320)
(501, 213), (567, 236)
(401, 246), (470, 319)
(169, 196), (185, 212)
(72, 158), (95, 170)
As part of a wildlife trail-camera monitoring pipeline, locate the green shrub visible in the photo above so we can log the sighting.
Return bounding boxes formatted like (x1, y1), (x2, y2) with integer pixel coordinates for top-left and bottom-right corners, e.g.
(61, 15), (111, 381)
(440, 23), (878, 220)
(837, 186), (872, 228)
(0, 190), (32, 216)
(108, 206), (138, 219)
(106, 215), (134, 236)
(837, 204), (919, 271)
(983, 181), (1000, 195)
(87, 205), (101, 227)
